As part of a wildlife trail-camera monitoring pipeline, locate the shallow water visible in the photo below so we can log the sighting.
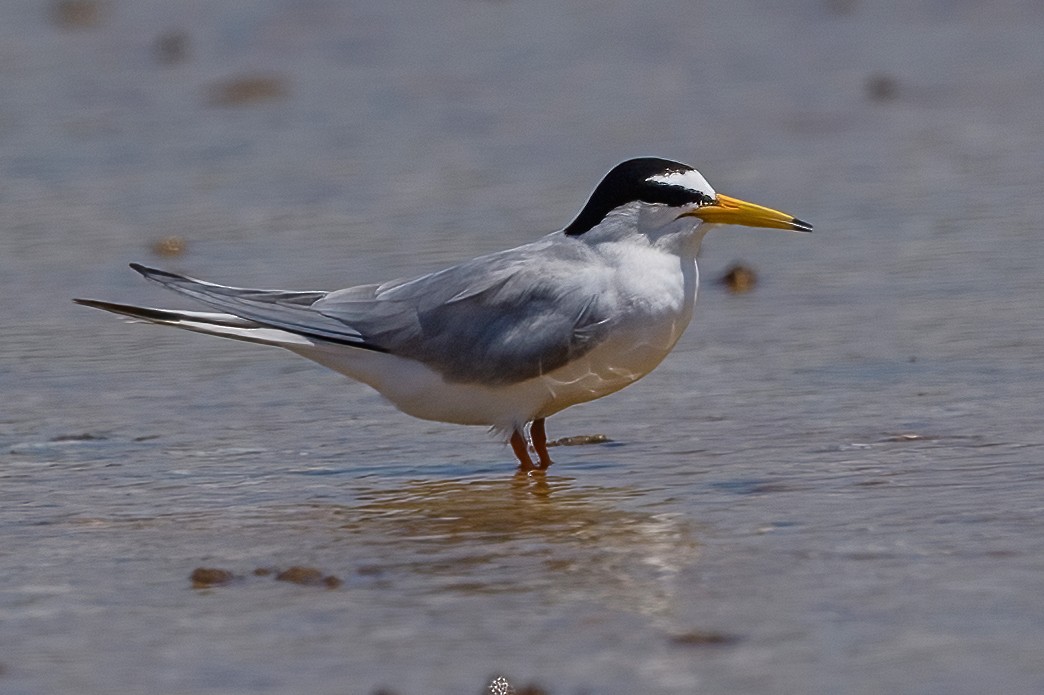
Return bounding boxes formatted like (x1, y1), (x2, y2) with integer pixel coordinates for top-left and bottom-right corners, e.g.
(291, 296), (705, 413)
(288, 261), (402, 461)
(3, 1), (1044, 693)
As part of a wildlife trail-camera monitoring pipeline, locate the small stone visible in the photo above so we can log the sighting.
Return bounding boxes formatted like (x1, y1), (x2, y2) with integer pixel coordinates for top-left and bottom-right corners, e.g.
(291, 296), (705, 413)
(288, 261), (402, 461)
(866, 73), (899, 102)
(154, 31), (189, 65)
(52, 0), (100, 28)
(514, 686), (549, 695)
(546, 434), (610, 447)
(150, 236), (186, 257)
(669, 630), (739, 646)
(207, 75), (288, 106)
(719, 264), (757, 293)
(190, 567), (235, 588)
(51, 432), (105, 442)
(275, 566), (341, 588)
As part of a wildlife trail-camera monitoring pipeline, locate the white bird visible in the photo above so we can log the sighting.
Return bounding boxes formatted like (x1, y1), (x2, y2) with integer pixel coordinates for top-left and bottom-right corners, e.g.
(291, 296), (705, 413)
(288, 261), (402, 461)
(76, 158), (811, 471)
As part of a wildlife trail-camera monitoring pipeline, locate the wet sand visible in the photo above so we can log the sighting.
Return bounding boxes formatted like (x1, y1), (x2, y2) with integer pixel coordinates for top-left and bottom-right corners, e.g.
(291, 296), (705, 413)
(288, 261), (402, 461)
(2, 1), (1044, 693)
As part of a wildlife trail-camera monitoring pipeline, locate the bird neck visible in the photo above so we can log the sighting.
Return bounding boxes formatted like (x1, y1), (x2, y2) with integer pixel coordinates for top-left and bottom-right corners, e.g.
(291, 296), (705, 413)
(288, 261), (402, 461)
(683, 222), (718, 257)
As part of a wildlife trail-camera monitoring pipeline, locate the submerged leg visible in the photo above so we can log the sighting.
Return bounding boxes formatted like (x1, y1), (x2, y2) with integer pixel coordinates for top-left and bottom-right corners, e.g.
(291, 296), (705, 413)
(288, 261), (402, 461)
(531, 418), (554, 469)
(510, 429), (537, 472)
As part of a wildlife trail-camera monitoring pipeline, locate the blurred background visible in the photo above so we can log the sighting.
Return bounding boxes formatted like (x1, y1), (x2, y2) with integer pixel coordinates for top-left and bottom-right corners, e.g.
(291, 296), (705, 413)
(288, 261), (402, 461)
(2, 1), (1043, 694)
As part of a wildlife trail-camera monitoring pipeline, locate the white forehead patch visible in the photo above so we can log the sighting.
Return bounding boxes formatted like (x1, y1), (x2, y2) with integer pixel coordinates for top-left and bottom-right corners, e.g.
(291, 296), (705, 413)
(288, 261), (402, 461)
(647, 169), (715, 197)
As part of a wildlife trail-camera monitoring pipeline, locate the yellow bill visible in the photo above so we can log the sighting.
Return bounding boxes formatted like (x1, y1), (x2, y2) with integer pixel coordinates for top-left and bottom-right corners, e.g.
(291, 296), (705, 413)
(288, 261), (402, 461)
(684, 193), (813, 232)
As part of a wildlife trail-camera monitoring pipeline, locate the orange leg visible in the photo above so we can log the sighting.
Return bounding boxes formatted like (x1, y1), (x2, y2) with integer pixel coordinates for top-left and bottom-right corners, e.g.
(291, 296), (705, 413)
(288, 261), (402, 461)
(510, 429), (537, 471)
(531, 418), (554, 469)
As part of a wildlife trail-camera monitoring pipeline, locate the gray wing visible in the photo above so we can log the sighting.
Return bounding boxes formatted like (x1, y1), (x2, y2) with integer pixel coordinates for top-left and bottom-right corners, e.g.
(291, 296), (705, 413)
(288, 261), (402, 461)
(127, 263), (378, 348)
(131, 236), (616, 385)
(314, 236), (616, 384)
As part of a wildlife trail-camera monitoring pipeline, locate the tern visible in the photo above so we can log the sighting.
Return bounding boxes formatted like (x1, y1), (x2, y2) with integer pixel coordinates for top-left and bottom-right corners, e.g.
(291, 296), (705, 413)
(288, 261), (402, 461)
(76, 158), (811, 471)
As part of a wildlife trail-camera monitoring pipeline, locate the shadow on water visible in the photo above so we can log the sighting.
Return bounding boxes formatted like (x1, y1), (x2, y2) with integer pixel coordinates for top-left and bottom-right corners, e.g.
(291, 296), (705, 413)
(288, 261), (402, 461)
(289, 474), (702, 613)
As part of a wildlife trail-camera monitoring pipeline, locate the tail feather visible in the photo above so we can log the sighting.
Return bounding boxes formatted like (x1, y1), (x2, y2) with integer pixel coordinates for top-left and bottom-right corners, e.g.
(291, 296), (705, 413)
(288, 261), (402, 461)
(126, 263), (382, 349)
(73, 298), (316, 348)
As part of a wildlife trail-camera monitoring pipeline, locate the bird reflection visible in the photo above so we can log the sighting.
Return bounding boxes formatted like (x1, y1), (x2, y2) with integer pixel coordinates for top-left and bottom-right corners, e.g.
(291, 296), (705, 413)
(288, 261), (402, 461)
(307, 475), (701, 616)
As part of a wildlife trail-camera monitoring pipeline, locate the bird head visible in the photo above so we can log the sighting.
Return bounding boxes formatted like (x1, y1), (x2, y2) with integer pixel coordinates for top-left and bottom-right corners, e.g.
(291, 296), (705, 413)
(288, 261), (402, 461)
(564, 158), (812, 252)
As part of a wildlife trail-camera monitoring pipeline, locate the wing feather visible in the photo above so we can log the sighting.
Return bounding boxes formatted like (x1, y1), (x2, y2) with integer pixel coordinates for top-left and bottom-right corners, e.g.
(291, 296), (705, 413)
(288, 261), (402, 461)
(131, 235), (616, 384)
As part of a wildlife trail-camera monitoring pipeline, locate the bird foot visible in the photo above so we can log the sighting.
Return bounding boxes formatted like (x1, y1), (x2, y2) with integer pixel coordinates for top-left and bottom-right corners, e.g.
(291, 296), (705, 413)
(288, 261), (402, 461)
(510, 423), (554, 472)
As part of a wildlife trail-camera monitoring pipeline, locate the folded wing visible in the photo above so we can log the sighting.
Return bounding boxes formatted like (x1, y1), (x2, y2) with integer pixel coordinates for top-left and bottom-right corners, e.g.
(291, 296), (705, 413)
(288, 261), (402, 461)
(109, 239), (615, 385)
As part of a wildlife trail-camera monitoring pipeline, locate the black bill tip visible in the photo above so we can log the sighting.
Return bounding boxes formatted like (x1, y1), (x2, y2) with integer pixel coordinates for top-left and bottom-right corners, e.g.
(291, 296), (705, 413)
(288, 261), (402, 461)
(791, 217), (814, 233)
